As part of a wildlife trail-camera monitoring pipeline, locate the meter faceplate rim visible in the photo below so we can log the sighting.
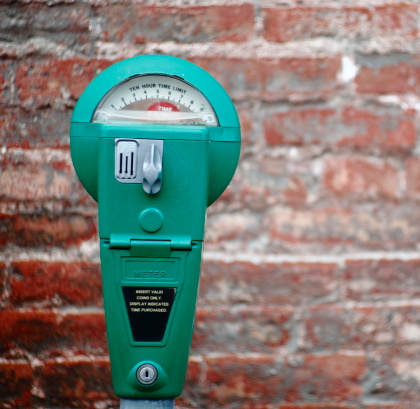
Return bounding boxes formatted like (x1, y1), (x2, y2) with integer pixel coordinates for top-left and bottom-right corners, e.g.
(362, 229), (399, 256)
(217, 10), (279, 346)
(71, 55), (239, 128)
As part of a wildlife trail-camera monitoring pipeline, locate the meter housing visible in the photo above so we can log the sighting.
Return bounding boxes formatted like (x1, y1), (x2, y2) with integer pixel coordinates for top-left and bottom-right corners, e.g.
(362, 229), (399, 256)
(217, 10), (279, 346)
(70, 55), (240, 399)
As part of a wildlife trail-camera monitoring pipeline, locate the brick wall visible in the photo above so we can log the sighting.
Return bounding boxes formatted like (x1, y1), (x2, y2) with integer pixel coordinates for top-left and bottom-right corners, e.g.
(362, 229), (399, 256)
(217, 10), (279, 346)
(1, 1), (420, 408)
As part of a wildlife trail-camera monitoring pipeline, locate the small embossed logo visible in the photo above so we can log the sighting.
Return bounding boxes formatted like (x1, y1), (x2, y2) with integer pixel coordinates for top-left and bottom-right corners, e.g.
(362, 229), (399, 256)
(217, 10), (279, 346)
(135, 270), (166, 278)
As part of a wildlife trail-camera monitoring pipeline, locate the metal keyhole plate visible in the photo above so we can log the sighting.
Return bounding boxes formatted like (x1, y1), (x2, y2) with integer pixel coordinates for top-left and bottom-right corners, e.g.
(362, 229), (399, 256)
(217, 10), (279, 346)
(136, 364), (158, 385)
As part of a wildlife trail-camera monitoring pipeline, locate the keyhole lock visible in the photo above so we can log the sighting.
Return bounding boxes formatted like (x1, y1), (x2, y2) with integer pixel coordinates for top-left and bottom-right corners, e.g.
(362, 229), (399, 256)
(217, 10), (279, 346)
(136, 364), (158, 385)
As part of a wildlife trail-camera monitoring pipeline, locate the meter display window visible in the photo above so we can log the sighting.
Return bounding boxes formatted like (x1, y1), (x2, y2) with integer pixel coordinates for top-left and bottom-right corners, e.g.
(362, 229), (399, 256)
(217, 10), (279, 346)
(92, 74), (219, 126)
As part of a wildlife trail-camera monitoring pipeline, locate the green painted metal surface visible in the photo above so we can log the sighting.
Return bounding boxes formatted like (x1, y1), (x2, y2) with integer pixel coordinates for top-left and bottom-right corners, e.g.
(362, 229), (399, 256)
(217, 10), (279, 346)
(70, 55), (240, 399)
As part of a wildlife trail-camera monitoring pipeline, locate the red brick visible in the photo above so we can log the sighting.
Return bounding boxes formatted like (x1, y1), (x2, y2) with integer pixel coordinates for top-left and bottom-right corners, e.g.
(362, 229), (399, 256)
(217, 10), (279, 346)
(340, 106), (416, 151)
(191, 56), (341, 102)
(200, 261), (338, 307)
(264, 108), (336, 147)
(406, 157), (420, 199)
(268, 204), (420, 252)
(301, 305), (419, 351)
(236, 102), (255, 148)
(364, 405), (420, 409)
(356, 54), (420, 95)
(0, 262), (6, 301)
(39, 358), (116, 405)
(192, 307), (293, 353)
(177, 358), (202, 408)
(365, 345), (420, 401)
(344, 259), (420, 301)
(262, 6), (370, 43)
(100, 4), (255, 43)
(0, 310), (107, 355)
(323, 156), (401, 200)
(0, 151), (73, 201)
(0, 109), (71, 148)
(16, 58), (114, 108)
(373, 4), (418, 38)
(203, 354), (365, 404)
(1, 3), (91, 45)
(285, 354), (366, 402)
(10, 261), (102, 307)
(262, 4), (418, 43)
(279, 405), (358, 409)
(204, 211), (261, 248)
(263, 106), (416, 152)
(203, 355), (284, 405)
(219, 158), (309, 211)
(302, 306), (352, 351)
(0, 70), (5, 101)
(0, 212), (97, 247)
(0, 361), (33, 405)
(351, 306), (415, 347)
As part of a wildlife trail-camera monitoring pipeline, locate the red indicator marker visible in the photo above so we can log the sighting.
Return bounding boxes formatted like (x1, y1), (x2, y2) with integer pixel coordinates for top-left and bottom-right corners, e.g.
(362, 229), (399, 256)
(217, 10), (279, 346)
(147, 102), (180, 112)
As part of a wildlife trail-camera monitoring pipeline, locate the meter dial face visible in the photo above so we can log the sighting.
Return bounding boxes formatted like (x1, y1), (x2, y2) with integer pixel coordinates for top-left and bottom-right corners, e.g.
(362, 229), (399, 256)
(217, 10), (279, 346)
(92, 74), (218, 126)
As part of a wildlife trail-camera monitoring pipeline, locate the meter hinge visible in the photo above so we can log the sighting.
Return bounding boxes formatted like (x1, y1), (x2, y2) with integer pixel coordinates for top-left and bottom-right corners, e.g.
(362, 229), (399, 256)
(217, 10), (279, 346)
(109, 235), (192, 257)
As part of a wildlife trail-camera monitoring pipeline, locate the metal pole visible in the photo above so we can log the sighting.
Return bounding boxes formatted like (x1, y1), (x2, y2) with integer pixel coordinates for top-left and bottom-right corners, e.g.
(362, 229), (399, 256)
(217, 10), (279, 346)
(120, 399), (174, 409)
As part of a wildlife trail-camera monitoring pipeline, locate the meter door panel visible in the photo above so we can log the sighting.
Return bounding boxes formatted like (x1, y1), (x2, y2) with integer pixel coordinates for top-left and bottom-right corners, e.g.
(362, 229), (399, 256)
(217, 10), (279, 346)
(100, 240), (202, 398)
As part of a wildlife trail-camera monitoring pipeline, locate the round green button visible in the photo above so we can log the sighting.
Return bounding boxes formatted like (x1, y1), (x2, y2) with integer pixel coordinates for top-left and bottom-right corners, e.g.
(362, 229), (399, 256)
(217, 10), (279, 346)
(139, 208), (163, 232)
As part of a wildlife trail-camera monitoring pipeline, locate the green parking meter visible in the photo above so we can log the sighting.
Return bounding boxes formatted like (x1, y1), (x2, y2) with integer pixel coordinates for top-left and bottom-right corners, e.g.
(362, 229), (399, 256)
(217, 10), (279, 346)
(70, 55), (240, 399)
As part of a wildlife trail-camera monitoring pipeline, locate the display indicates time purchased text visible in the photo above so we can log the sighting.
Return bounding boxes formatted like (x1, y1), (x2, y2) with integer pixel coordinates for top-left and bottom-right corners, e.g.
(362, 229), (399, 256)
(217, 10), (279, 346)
(122, 286), (177, 342)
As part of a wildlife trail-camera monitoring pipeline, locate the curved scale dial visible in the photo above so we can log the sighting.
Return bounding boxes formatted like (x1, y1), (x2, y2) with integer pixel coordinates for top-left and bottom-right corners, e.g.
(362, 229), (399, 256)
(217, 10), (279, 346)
(92, 74), (218, 126)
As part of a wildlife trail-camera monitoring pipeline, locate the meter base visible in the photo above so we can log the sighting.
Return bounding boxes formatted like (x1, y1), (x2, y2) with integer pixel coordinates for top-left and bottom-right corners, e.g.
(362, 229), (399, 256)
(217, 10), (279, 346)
(100, 239), (202, 399)
(120, 399), (174, 409)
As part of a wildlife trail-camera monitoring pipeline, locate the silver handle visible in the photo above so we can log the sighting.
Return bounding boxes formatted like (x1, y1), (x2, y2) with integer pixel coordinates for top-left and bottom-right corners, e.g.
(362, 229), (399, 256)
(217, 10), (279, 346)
(142, 143), (162, 195)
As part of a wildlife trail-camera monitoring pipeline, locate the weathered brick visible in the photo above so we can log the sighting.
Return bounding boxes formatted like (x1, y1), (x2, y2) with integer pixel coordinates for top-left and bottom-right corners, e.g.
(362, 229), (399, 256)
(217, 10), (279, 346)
(9, 261), (102, 307)
(301, 306), (352, 352)
(322, 156), (401, 200)
(344, 259), (420, 301)
(0, 361), (33, 406)
(0, 262), (6, 302)
(177, 358), (202, 408)
(406, 157), (420, 199)
(0, 310), (106, 356)
(263, 106), (416, 152)
(373, 4), (419, 38)
(200, 260), (338, 307)
(0, 69), (5, 102)
(216, 157), (309, 212)
(364, 405), (420, 409)
(39, 358), (116, 405)
(16, 58), (113, 109)
(203, 353), (365, 405)
(262, 6), (370, 43)
(192, 307), (293, 354)
(365, 345), (420, 402)
(356, 54), (420, 95)
(262, 4), (418, 43)
(0, 212), (97, 247)
(268, 204), (420, 252)
(236, 102), (255, 148)
(0, 3), (92, 44)
(203, 355), (284, 405)
(0, 109), (71, 148)
(204, 211), (262, 250)
(301, 306), (419, 351)
(191, 56), (341, 102)
(99, 4), (255, 43)
(340, 106), (416, 151)
(279, 405), (358, 409)
(284, 353), (366, 402)
(0, 150), (73, 201)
